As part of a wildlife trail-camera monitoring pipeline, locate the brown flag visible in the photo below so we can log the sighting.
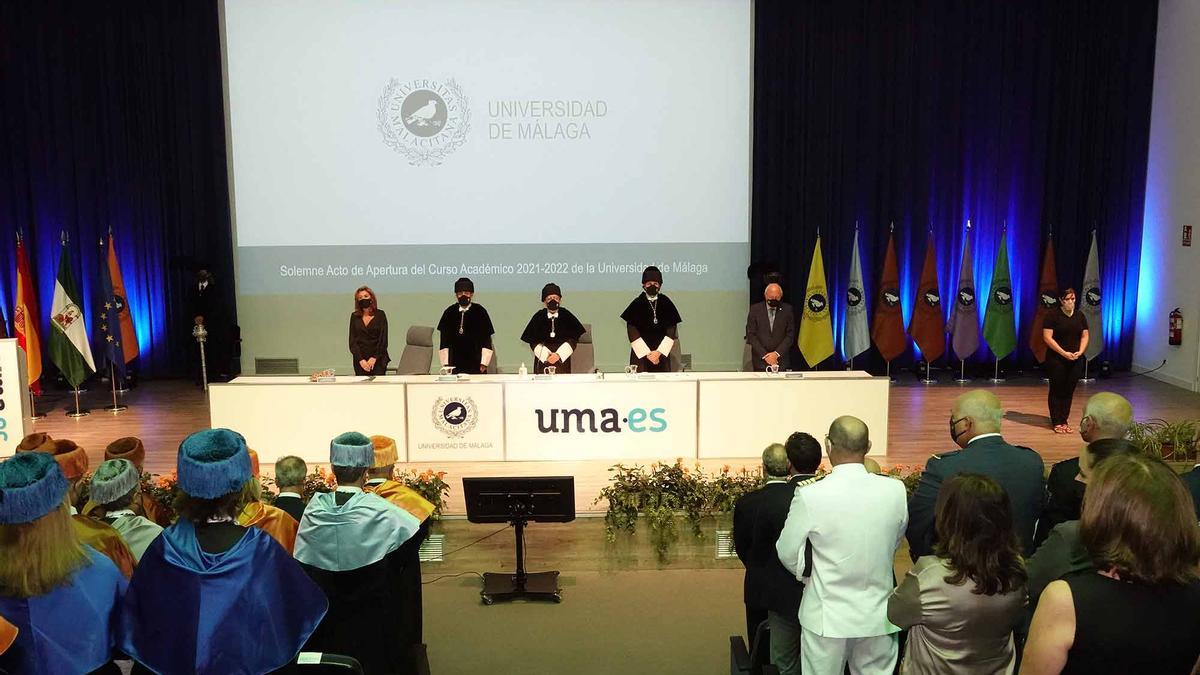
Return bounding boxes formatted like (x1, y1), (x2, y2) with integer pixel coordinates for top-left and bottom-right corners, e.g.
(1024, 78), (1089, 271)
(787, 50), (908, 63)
(1029, 237), (1059, 363)
(908, 234), (945, 362)
(872, 233), (908, 361)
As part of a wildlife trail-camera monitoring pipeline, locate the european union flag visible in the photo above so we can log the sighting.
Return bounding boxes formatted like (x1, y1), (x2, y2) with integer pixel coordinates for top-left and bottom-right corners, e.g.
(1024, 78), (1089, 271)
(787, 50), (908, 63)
(94, 236), (127, 382)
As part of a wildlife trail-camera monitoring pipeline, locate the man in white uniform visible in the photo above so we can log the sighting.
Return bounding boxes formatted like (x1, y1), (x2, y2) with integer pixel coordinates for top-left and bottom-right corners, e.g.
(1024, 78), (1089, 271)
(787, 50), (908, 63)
(776, 416), (908, 674)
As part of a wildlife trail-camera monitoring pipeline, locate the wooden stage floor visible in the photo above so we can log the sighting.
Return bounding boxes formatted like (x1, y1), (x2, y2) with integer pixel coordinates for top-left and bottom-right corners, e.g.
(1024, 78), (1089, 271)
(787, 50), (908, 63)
(27, 374), (1200, 515)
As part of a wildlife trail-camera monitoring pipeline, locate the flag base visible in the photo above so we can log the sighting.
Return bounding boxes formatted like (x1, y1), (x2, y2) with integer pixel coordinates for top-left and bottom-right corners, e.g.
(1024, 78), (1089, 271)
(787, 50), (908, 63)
(1079, 377), (1097, 384)
(66, 409), (91, 418)
(989, 378), (1007, 383)
(1041, 378), (1050, 383)
(70, 387), (88, 394)
(114, 387), (131, 394)
(103, 404), (128, 413)
(920, 362), (937, 384)
(954, 377), (971, 384)
(954, 361), (970, 384)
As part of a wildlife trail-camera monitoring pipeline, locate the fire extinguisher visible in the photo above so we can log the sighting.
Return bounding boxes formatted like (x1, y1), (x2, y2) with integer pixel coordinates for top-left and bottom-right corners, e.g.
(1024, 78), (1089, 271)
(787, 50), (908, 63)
(1169, 308), (1183, 346)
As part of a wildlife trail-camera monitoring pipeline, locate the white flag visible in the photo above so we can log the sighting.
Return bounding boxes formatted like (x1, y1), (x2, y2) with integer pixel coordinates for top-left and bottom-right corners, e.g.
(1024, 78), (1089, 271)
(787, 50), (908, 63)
(1081, 231), (1103, 360)
(844, 230), (870, 360)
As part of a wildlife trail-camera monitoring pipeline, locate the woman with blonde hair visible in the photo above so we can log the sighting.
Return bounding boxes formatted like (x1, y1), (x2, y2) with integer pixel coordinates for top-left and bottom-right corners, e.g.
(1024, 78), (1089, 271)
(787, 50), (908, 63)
(1022, 453), (1200, 673)
(349, 285), (390, 375)
(0, 452), (126, 674)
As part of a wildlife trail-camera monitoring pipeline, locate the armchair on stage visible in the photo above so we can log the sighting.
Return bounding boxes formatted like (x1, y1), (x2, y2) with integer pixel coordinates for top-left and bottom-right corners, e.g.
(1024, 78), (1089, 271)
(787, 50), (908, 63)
(463, 476), (575, 604)
(395, 326), (436, 375)
(573, 323), (595, 373)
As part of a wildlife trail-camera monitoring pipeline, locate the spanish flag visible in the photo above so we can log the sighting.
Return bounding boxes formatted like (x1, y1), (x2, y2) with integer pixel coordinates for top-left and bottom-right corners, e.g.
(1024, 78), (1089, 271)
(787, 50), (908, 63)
(14, 232), (43, 393)
(798, 236), (835, 367)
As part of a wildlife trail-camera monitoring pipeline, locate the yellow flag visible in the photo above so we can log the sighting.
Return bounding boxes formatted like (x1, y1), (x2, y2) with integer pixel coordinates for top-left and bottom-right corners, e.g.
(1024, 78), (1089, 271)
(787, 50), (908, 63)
(798, 236), (835, 367)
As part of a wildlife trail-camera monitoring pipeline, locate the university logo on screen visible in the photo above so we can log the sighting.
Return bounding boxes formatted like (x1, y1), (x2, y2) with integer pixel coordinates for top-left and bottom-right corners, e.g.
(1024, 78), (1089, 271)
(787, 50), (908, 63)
(535, 407), (667, 434)
(378, 77), (470, 167)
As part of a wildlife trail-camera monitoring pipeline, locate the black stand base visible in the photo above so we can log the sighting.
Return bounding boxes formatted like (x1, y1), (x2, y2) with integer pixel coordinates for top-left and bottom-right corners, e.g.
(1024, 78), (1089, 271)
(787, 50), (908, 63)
(481, 571), (562, 605)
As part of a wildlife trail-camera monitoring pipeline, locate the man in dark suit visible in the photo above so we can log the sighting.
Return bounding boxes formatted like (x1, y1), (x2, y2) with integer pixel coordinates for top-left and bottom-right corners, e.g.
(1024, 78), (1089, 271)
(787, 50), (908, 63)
(271, 455), (308, 522)
(745, 283), (796, 371)
(907, 390), (1045, 559)
(733, 434), (822, 675)
(1033, 392), (1133, 548)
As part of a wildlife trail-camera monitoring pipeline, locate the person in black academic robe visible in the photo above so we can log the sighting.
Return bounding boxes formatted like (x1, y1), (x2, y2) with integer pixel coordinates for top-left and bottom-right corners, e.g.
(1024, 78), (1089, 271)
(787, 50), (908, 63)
(520, 283), (586, 374)
(620, 266), (682, 372)
(436, 277), (495, 374)
(188, 267), (232, 382)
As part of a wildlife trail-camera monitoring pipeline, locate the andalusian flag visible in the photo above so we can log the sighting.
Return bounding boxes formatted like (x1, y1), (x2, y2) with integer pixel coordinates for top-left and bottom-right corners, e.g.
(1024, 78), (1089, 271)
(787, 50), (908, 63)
(982, 230), (1017, 360)
(14, 233), (43, 393)
(48, 240), (96, 388)
(798, 236), (834, 367)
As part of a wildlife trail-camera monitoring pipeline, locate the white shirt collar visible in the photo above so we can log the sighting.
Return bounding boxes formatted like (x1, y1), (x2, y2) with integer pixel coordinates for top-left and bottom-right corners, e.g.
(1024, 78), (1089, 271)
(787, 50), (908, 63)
(967, 433), (1003, 445)
(69, 506), (78, 516)
(458, 304), (471, 313)
(831, 463), (867, 475)
(546, 310), (559, 318)
(364, 479), (386, 486)
(335, 485), (363, 494)
(276, 491), (302, 499)
(765, 478), (790, 485)
(199, 281), (208, 291)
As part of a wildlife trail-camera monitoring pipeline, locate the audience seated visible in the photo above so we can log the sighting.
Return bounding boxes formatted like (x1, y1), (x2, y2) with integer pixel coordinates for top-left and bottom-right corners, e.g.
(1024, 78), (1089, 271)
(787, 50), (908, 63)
(0, 452), (127, 675)
(18, 433), (137, 578)
(272, 455), (310, 522)
(1033, 393), (1133, 547)
(1021, 454), (1200, 674)
(87, 459), (164, 562)
(295, 432), (424, 674)
(888, 474), (1027, 674)
(119, 428), (327, 674)
(1024, 438), (1141, 609)
(84, 437), (173, 526)
(907, 390), (1045, 558)
(777, 416), (908, 675)
(236, 448), (300, 553)
(364, 435), (433, 648)
(734, 437), (820, 675)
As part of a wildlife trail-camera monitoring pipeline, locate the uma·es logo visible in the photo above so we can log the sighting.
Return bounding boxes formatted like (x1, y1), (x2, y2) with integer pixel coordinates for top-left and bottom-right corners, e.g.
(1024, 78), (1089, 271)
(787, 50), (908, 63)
(536, 407), (667, 434)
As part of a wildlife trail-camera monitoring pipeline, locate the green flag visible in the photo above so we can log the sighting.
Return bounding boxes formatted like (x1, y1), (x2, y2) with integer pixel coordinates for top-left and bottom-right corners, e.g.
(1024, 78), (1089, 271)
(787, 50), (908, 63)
(982, 231), (1016, 360)
(49, 242), (97, 388)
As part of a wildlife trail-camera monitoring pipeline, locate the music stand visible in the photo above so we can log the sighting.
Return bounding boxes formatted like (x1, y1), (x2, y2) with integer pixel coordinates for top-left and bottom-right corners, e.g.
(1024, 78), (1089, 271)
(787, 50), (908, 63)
(462, 476), (575, 604)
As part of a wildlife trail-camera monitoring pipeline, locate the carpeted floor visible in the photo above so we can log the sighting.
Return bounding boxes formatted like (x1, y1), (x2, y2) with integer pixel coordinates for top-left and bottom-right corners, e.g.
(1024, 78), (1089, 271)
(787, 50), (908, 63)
(423, 568), (746, 675)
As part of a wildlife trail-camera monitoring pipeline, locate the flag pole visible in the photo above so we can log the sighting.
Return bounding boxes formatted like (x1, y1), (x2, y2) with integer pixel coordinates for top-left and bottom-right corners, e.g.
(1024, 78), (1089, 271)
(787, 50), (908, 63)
(66, 387), (90, 418)
(103, 363), (128, 413)
(886, 360), (896, 384)
(1080, 357), (1095, 384)
(28, 388), (46, 420)
(990, 357), (1005, 383)
(921, 359), (936, 384)
(956, 359), (969, 384)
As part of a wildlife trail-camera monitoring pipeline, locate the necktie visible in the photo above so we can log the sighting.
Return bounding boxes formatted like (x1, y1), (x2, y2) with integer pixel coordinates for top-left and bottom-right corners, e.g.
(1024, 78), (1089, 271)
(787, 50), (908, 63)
(768, 307), (775, 332)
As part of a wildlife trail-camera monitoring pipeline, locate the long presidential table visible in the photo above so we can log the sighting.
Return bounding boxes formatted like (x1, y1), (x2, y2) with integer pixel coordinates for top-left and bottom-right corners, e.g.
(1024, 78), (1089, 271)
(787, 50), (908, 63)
(209, 371), (890, 465)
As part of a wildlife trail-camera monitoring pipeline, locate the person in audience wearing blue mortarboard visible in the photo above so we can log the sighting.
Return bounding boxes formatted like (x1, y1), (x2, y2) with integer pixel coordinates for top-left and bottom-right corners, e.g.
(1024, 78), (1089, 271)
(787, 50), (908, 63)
(0, 452), (127, 675)
(87, 459), (164, 562)
(119, 428), (328, 675)
(295, 432), (424, 675)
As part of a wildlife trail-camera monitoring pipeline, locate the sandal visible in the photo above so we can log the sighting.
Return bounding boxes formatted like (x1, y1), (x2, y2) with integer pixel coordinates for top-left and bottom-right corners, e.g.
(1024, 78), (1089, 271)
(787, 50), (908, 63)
(1062, 425), (1075, 433)
(1053, 424), (1070, 434)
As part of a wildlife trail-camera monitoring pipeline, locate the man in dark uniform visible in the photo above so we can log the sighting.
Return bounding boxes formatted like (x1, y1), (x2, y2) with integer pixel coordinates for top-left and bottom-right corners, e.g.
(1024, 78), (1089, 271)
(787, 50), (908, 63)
(520, 283), (585, 374)
(907, 390), (1045, 559)
(733, 435), (822, 675)
(1033, 392), (1133, 548)
(188, 267), (231, 383)
(436, 278), (495, 374)
(620, 266), (682, 372)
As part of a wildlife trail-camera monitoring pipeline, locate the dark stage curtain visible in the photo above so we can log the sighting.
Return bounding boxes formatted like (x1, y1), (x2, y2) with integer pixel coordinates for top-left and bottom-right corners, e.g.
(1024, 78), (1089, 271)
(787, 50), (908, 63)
(0, 0), (234, 379)
(752, 0), (1157, 371)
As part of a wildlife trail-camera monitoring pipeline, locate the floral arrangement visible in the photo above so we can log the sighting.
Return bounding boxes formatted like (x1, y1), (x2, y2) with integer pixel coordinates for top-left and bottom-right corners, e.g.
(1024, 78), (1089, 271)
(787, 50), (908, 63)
(397, 469), (452, 519)
(595, 459), (925, 561)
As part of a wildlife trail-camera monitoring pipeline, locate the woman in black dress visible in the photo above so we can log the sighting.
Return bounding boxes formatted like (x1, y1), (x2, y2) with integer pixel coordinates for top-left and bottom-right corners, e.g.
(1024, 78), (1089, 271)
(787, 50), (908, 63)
(1041, 288), (1089, 434)
(348, 286), (389, 375)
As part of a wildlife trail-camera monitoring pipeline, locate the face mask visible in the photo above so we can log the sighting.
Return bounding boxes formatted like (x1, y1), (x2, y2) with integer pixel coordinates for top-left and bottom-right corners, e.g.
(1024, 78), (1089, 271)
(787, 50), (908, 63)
(767, 299), (780, 308)
(644, 285), (659, 297)
(949, 417), (968, 444)
(457, 295), (471, 307)
(547, 300), (560, 311)
(358, 298), (371, 309)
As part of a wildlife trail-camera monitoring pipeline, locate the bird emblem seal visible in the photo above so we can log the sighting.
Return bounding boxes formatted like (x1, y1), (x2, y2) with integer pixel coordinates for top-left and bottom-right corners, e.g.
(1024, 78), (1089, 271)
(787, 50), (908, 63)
(433, 396), (478, 438)
(378, 77), (471, 167)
